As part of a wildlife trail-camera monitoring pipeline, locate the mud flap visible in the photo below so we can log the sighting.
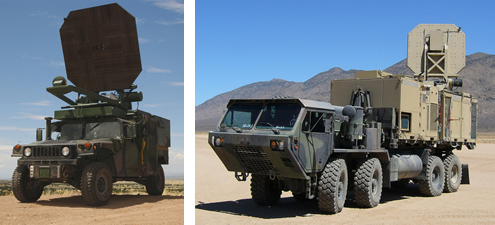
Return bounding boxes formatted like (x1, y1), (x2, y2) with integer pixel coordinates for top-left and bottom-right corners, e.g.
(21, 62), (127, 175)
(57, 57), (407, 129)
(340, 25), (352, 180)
(461, 164), (470, 184)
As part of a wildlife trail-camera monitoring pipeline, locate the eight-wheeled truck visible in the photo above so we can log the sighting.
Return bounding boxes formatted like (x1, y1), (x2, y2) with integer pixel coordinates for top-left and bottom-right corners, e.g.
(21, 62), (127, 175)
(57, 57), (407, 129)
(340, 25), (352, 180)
(208, 24), (476, 213)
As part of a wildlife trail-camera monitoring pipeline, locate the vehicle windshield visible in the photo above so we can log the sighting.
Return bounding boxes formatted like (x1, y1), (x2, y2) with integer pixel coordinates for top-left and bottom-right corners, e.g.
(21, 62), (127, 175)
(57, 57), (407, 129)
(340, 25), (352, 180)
(60, 124), (83, 140)
(58, 121), (121, 140)
(255, 103), (301, 130)
(221, 103), (263, 129)
(85, 122), (122, 139)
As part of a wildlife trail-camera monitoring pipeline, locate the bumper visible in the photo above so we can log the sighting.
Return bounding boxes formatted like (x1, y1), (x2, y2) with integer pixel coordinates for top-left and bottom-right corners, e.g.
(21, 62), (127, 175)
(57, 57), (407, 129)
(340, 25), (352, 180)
(209, 132), (308, 179)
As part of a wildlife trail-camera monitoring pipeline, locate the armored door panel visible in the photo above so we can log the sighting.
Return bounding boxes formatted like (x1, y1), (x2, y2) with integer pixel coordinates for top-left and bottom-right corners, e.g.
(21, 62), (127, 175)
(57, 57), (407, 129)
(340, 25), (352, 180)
(297, 111), (332, 173)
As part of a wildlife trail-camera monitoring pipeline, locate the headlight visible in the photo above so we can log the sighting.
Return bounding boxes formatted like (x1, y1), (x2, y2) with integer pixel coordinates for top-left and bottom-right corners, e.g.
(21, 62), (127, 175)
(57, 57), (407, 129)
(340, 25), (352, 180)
(214, 137), (223, 147)
(270, 140), (284, 151)
(13, 144), (21, 152)
(24, 148), (32, 157)
(62, 147), (70, 157)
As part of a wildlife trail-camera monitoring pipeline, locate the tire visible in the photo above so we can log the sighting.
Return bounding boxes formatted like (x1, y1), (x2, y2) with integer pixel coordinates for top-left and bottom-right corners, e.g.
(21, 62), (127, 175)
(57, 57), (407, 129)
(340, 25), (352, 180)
(146, 165), (165, 195)
(318, 158), (348, 214)
(12, 166), (44, 203)
(443, 154), (462, 193)
(354, 158), (383, 208)
(418, 155), (445, 197)
(250, 174), (281, 206)
(80, 162), (113, 206)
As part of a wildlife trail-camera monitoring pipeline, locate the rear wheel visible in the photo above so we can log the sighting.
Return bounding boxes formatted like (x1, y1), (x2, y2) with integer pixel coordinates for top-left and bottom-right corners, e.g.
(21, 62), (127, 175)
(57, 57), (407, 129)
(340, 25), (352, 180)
(146, 165), (165, 195)
(443, 154), (462, 193)
(318, 158), (348, 214)
(81, 162), (113, 206)
(12, 166), (44, 203)
(354, 158), (383, 208)
(418, 155), (445, 197)
(250, 175), (281, 206)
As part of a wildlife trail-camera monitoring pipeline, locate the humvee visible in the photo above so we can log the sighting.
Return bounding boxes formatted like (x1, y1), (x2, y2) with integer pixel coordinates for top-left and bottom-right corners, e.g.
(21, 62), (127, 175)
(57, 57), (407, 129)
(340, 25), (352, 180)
(11, 3), (170, 206)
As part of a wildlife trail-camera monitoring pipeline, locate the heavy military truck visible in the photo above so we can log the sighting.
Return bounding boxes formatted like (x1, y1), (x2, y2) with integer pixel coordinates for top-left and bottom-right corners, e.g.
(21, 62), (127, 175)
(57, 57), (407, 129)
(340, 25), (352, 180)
(10, 4), (170, 206)
(208, 24), (475, 213)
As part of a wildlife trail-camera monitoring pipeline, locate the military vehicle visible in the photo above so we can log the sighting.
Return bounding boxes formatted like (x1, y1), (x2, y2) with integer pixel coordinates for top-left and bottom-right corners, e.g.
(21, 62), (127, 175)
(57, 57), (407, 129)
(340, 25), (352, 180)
(11, 3), (170, 206)
(208, 24), (475, 213)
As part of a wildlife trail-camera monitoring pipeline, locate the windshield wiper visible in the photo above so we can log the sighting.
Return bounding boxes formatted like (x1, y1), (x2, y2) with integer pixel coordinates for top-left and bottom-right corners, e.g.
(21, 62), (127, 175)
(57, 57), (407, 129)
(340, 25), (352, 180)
(230, 127), (243, 133)
(257, 122), (280, 135)
(89, 122), (102, 131)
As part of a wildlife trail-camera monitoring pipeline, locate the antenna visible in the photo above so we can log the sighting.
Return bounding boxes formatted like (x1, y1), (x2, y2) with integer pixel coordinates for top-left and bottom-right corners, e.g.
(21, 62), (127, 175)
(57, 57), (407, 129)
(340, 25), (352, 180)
(59, 3), (142, 92)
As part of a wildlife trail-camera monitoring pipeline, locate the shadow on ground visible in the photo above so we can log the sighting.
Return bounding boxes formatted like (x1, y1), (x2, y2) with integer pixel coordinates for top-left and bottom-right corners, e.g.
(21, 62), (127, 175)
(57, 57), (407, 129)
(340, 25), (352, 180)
(196, 185), (423, 219)
(36, 194), (183, 209)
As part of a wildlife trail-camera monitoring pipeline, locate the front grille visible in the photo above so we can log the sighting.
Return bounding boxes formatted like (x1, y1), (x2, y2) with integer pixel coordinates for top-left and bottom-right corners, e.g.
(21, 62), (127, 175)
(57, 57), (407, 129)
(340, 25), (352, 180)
(233, 145), (273, 175)
(31, 146), (62, 158)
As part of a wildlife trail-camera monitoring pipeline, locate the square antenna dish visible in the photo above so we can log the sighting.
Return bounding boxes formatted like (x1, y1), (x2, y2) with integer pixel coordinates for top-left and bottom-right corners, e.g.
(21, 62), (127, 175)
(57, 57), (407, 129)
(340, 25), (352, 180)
(60, 3), (142, 92)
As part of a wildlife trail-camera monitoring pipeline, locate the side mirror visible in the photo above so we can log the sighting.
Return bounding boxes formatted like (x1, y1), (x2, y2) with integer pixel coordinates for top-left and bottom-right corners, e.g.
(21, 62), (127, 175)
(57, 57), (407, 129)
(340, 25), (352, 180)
(124, 124), (136, 139)
(36, 128), (43, 142)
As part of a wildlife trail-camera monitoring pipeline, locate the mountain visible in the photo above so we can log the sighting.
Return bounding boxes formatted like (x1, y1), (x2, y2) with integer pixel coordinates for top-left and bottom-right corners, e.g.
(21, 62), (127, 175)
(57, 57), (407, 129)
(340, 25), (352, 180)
(196, 53), (495, 132)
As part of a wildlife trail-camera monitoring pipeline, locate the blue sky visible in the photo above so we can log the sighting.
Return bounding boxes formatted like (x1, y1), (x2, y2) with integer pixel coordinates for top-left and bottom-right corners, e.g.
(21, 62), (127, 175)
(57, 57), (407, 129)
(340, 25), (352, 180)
(0, 0), (184, 179)
(196, 0), (495, 105)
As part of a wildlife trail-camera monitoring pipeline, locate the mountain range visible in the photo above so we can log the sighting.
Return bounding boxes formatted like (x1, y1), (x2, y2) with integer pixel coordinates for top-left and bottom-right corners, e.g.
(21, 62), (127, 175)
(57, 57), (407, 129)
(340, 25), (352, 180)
(196, 53), (495, 132)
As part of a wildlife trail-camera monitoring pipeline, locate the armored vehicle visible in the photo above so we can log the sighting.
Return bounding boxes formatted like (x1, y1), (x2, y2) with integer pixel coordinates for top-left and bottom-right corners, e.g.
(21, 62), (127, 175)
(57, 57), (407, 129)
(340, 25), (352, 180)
(11, 4), (170, 206)
(208, 24), (475, 213)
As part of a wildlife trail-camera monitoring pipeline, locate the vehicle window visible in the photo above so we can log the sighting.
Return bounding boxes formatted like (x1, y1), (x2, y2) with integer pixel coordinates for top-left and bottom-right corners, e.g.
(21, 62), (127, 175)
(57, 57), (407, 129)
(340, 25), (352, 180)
(255, 103), (301, 130)
(302, 111), (327, 133)
(60, 124), (83, 140)
(85, 122), (122, 139)
(221, 103), (263, 129)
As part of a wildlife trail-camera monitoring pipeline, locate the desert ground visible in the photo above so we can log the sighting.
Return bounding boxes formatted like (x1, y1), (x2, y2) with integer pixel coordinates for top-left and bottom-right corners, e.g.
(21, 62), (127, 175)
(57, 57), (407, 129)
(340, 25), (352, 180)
(0, 180), (184, 225)
(195, 134), (495, 224)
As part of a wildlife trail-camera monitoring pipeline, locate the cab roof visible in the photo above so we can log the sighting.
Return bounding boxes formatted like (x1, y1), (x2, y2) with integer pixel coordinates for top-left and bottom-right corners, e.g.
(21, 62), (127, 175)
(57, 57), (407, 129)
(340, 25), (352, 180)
(227, 99), (335, 111)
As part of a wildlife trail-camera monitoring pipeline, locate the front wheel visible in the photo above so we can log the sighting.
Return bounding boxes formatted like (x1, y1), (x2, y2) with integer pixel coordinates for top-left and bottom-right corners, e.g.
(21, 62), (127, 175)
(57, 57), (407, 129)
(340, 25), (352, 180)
(12, 166), (44, 203)
(318, 158), (348, 214)
(250, 175), (281, 206)
(80, 162), (113, 206)
(146, 165), (165, 195)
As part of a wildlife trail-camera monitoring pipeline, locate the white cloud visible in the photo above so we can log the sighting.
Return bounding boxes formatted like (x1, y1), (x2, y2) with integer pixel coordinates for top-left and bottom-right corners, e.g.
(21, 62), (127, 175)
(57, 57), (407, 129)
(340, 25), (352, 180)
(0, 145), (13, 152)
(11, 112), (45, 120)
(156, 19), (184, 25)
(0, 165), (5, 169)
(173, 152), (184, 161)
(20, 53), (42, 60)
(170, 82), (184, 86)
(136, 17), (145, 24)
(146, 67), (172, 73)
(21, 100), (51, 106)
(0, 126), (33, 132)
(151, 0), (184, 14)
(139, 37), (150, 43)
(49, 60), (65, 68)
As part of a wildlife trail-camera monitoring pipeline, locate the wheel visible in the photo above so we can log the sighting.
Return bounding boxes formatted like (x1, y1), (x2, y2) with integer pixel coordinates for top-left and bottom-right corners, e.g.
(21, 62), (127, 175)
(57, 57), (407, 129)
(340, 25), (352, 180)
(318, 158), (348, 214)
(418, 155), (445, 197)
(80, 162), (113, 206)
(146, 165), (165, 195)
(443, 154), (462, 193)
(12, 166), (44, 202)
(250, 174), (281, 206)
(354, 158), (383, 208)
(292, 192), (306, 202)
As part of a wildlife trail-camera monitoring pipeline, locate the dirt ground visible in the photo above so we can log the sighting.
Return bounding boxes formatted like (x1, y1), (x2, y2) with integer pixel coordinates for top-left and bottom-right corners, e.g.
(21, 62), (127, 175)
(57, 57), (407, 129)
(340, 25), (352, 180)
(195, 134), (495, 224)
(0, 188), (183, 224)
